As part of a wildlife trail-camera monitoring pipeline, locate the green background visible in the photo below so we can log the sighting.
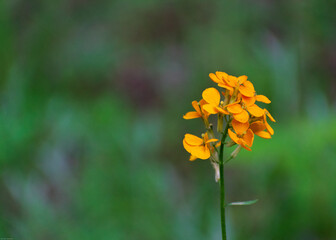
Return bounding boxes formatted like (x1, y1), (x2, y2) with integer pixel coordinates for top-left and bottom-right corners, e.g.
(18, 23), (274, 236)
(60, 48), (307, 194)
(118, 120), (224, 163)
(0, 0), (335, 239)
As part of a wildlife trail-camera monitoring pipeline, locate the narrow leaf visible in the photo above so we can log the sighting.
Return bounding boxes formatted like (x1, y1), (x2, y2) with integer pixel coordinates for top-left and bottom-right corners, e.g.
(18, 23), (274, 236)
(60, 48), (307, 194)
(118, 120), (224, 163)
(228, 199), (258, 206)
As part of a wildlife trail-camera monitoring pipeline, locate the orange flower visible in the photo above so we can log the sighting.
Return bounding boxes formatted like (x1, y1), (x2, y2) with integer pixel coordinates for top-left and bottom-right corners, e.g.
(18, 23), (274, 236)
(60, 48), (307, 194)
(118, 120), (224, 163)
(241, 94), (271, 117)
(250, 121), (271, 139)
(250, 109), (276, 138)
(183, 99), (209, 119)
(228, 128), (254, 151)
(209, 72), (256, 98)
(209, 72), (234, 95)
(183, 133), (218, 160)
(225, 101), (249, 123)
(201, 88), (229, 115)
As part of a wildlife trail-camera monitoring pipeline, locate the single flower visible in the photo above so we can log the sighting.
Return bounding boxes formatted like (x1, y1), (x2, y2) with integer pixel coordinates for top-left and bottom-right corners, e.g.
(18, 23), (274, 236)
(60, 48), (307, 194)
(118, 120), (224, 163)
(183, 133), (218, 160)
(201, 88), (229, 115)
(183, 99), (209, 119)
(228, 128), (254, 151)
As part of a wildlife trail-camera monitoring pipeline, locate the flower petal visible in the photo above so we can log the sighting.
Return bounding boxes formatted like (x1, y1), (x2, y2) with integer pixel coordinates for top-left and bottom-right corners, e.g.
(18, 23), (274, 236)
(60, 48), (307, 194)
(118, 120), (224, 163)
(192, 101), (201, 115)
(203, 104), (218, 114)
(243, 81), (255, 92)
(228, 129), (240, 145)
(247, 104), (264, 117)
(225, 75), (238, 87)
(209, 73), (222, 84)
(216, 107), (229, 115)
(242, 95), (255, 107)
(265, 110), (276, 122)
(233, 110), (249, 123)
(189, 155), (198, 161)
(254, 131), (272, 139)
(237, 75), (248, 85)
(232, 119), (249, 135)
(263, 113), (274, 135)
(216, 71), (229, 82)
(183, 111), (201, 119)
(255, 95), (271, 104)
(183, 139), (194, 154)
(218, 83), (233, 92)
(192, 145), (211, 160)
(206, 139), (218, 144)
(250, 121), (266, 133)
(240, 143), (252, 151)
(202, 88), (220, 106)
(184, 134), (203, 146)
(239, 85), (255, 97)
(242, 129), (254, 147)
(227, 103), (243, 114)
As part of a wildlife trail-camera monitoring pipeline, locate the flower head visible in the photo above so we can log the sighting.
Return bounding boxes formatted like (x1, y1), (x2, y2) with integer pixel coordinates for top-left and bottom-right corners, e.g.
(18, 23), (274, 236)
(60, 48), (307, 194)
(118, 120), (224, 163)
(183, 70), (275, 162)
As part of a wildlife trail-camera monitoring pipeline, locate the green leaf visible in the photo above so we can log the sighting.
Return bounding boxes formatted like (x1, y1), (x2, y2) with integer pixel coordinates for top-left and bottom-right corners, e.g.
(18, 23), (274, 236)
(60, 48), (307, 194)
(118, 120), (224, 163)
(227, 199), (258, 206)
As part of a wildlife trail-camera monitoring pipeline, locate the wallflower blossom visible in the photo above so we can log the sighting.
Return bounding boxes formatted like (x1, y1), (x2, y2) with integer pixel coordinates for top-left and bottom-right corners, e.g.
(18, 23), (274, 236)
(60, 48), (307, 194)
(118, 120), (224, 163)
(183, 99), (209, 120)
(183, 70), (275, 161)
(228, 128), (254, 151)
(183, 133), (218, 160)
(201, 88), (229, 115)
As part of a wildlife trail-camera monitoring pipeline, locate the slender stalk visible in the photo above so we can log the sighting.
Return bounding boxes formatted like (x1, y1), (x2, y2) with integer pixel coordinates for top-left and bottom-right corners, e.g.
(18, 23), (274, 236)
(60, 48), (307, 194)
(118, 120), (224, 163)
(219, 122), (230, 240)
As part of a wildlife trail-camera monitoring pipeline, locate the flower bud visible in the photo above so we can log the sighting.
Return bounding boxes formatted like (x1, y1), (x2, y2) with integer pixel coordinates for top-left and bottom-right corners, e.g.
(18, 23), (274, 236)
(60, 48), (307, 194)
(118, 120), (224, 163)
(231, 145), (242, 159)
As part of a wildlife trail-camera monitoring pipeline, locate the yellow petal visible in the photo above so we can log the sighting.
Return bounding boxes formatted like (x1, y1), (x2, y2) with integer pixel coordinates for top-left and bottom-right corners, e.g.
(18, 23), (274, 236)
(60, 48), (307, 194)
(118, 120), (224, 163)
(242, 129), (254, 147)
(203, 132), (209, 142)
(206, 139), (218, 144)
(203, 104), (218, 114)
(209, 73), (222, 84)
(250, 121), (266, 133)
(242, 95), (255, 107)
(265, 110), (276, 122)
(228, 129), (240, 145)
(243, 81), (255, 92)
(255, 95), (271, 104)
(218, 83), (233, 92)
(183, 111), (201, 119)
(237, 75), (248, 84)
(189, 155), (198, 161)
(227, 103), (243, 114)
(263, 112), (274, 135)
(239, 85), (255, 97)
(254, 131), (272, 139)
(216, 106), (229, 115)
(183, 139), (194, 154)
(184, 134), (203, 146)
(240, 142), (252, 151)
(247, 104), (264, 117)
(216, 71), (229, 82)
(192, 101), (201, 115)
(202, 88), (220, 106)
(192, 145), (211, 160)
(233, 110), (249, 123)
(232, 119), (249, 135)
(225, 75), (238, 87)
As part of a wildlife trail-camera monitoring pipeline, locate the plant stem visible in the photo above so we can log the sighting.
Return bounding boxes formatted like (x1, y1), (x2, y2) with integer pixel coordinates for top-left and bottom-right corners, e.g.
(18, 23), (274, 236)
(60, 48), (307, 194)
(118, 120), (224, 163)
(219, 122), (230, 240)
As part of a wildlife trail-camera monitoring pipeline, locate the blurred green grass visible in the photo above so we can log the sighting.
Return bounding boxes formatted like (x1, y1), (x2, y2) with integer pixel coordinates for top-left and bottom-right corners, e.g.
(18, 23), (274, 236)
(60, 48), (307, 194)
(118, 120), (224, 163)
(0, 0), (336, 239)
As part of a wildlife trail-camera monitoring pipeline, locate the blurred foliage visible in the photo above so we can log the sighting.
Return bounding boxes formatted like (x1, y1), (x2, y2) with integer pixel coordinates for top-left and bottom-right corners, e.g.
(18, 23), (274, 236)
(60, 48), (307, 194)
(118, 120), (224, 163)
(0, 0), (335, 239)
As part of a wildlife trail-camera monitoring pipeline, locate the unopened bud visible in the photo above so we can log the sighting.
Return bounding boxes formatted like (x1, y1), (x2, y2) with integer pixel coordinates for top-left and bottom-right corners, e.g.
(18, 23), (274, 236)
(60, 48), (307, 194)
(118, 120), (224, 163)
(226, 140), (236, 147)
(231, 145), (242, 159)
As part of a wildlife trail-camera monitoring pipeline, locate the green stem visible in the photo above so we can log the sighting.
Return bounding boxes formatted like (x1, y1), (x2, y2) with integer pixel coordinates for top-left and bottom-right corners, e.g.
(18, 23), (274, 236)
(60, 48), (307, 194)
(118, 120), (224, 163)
(219, 122), (230, 240)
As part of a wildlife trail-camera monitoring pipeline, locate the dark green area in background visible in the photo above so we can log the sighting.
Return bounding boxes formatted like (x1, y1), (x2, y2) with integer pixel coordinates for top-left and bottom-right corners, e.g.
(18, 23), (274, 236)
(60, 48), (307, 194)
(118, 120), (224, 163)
(0, 0), (335, 239)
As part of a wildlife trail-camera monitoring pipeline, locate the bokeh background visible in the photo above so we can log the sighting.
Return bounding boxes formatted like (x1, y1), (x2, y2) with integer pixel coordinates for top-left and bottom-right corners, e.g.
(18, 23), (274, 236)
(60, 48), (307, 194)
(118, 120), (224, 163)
(1, 0), (336, 239)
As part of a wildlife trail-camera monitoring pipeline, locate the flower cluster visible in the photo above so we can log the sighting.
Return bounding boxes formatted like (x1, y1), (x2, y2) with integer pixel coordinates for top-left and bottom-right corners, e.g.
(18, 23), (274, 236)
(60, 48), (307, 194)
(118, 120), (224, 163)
(183, 71), (275, 162)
